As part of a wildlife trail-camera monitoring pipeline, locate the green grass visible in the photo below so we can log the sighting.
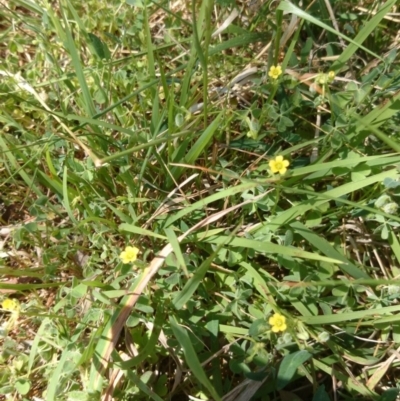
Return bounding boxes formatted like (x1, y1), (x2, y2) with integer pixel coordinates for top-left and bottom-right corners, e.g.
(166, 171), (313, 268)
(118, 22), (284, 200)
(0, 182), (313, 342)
(1, 0), (400, 400)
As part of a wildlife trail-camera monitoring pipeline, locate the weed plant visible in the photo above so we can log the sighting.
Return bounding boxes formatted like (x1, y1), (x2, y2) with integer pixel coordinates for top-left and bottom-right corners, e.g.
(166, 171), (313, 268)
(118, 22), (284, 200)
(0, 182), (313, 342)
(1, 0), (400, 400)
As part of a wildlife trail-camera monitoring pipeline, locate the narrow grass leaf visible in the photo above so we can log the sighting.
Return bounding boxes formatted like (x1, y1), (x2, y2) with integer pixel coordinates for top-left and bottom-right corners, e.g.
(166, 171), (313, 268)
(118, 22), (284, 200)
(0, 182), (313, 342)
(209, 32), (268, 56)
(120, 223), (167, 240)
(0, 135), (44, 198)
(332, 0), (397, 70)
(203, 235), (342, 264)
(0, 282), (62, 291)
(239, 261), (277, 301)
(290, 221), (369, 279)
(116, 306), (164, 369)
(165, 182), (258, 227)
(388, 228), (400, 267)
(299, 304), (400, 325)
(353, 97), (400, 152)
(62, 166), (77, 224)
(167, 112), (222, 186)
(169, 316), (222, 401)
(278, 1), (382, 62)
(164, 227), (188, 276)
(112, 351), (165, 401)
(143, 4), (156, 79)
(173, 222), (244, 309)
(28, 318), (51, 374)
(60, 2), (96, 117)
(88, 274), (142, 392)
(267, 169), (399, 231)
(366, 353), (396, 390)
(173, 238), (226, 309)
(46, 345), (77, 401)
(287, 154), (400, 178)
(313, 359), (376, 397)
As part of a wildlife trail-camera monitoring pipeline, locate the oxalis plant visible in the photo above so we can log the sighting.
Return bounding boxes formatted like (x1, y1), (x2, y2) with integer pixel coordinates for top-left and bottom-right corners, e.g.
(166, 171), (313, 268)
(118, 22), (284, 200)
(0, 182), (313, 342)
(1, 0), (400, 400)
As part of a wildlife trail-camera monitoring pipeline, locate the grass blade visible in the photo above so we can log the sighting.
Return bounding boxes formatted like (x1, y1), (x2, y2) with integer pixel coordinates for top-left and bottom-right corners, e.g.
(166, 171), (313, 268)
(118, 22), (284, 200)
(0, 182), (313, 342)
(169, 315), (222, 401)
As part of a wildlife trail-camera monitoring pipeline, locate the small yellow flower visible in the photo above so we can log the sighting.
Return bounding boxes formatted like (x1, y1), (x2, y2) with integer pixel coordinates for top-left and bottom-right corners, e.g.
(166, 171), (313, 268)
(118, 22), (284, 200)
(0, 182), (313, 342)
(268, 65), (283, 80)
(269, 155), (290, 174)
(1, 298), (21, 331)
(1, 298), (20, 313)
(120, 246), (139, 264)
(328, 70), (335, 82)
(269, 313), (287, 333)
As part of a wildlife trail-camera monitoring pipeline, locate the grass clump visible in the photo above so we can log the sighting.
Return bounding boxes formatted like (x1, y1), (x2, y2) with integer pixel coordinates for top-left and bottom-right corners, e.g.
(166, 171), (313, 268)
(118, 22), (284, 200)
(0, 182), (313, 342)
(1, 0), (400, 400)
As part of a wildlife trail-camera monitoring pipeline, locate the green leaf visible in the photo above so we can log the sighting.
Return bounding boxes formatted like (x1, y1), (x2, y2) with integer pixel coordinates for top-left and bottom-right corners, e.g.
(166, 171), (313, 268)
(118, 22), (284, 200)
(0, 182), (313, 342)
(209, 32), (268, 56)
(167, 112), (222, 187)
(379, 388), (400, 401)
(290, 221), (369, 279)
(60, 3), (96, 117)
(304, 210), (322, 228)
(169, 316), (222, 401)
(14, 379), (30, 395)
(332, 0), (397, 70)
(88, 33), (110, 60)
(269, 169), (400, 231)
(172, 254), (213, 309)
(202, 235), (343, 264)
(66, 391), (89, 401)
(313, 385), (330, 401)
(277, 350), (312, 390)
(300, 304), (400, 325)
(249, 319), (269, 337)
(119, 223), (167, 240)
(278, 1), (383, 63)
(116, 306), (164, 369)
(164, 226), (188, 276)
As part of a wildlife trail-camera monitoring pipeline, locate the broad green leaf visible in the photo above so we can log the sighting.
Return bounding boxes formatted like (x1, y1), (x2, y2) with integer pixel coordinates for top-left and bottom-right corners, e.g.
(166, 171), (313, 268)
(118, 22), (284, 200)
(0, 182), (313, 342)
(15, 379), (30, 395)
(277, 350), (312, 390)
(313, 385), (331, 401)
(87, 33), (110, 60)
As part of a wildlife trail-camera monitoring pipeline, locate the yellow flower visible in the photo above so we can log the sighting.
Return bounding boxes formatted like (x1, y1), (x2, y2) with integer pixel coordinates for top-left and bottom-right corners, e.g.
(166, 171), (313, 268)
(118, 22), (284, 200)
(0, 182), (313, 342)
(269, 313), (287, 333)
(1, 298), (21, 331)
(269, 155), (290, 174)
(268, 65), (283, 80)
(1, 298), (20, 313)
(120, 246), (139, 264)
(328, 70), (335, 81)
